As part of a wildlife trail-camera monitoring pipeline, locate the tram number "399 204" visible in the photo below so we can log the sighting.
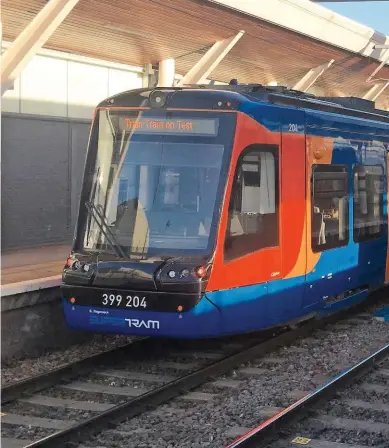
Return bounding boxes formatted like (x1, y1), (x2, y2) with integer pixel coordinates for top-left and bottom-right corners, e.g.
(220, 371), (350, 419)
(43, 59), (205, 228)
(102, 293), (147, 308)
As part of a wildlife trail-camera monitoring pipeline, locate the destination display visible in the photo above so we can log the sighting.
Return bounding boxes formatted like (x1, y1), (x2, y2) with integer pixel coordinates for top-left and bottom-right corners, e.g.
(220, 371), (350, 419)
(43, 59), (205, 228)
(118, 117), (219, 136)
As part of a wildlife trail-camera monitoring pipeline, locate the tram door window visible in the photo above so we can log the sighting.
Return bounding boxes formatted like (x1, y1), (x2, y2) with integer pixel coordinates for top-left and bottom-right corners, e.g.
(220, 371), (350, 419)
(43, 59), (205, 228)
(224, 145), (279, 261)
(311, 165), (349, 252)
(353, 165), (384, 242)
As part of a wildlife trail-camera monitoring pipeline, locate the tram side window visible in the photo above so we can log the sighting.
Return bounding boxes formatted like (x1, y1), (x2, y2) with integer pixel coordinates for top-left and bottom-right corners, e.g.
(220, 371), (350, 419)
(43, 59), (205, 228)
(224, 145), (279, 261)
(353, 165), (384, 242)
(311, 165), (349, 252)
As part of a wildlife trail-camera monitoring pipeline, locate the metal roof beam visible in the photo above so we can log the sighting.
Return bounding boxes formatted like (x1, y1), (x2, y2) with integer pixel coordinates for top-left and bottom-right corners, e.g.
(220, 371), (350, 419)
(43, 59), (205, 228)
(363, 81), (389, 101)
(293, 59), (335, 92)
(177, 31), (244, 86)
(367, 48), (389, 82)
(1, 0), (80, 96)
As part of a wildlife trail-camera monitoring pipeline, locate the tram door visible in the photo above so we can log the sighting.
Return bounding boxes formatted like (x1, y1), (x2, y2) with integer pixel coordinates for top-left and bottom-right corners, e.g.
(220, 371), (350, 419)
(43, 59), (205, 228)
(207, 113), (283, 293)
(302, 136), (357, 309)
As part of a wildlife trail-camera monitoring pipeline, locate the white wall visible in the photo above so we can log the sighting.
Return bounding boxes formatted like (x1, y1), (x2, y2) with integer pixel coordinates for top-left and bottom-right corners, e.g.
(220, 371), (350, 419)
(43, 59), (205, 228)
(2, 43), (144, 119)
(1, 43), (231, 118)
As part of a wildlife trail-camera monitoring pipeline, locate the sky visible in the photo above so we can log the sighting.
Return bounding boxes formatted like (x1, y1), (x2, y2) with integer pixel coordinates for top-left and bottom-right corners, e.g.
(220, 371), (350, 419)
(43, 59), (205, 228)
(321, 2), (389, 35)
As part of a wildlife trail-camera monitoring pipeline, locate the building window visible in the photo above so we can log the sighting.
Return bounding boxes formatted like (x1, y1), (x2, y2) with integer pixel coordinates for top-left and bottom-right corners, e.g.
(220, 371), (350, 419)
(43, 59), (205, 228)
(353, 165), (384, 242)
(311, 165), (349, 252)
(224, 145), (279, 261)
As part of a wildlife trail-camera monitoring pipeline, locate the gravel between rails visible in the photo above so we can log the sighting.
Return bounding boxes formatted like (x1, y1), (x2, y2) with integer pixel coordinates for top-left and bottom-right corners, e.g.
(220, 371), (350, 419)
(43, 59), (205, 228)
(80, 302), (389, 448)
(1, 335), (256, 445)
(265, 359), (389, 448)
(1, 334), (135, 385)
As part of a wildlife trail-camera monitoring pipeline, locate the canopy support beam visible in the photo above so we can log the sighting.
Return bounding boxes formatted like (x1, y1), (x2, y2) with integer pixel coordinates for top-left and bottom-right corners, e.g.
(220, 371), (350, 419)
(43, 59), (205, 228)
(363, 81), (389, 101)
(1, 0), (80, 95)
(293, 59), (334, 92)
(366, 50), (389, 83)
(177, 31), (244, 86)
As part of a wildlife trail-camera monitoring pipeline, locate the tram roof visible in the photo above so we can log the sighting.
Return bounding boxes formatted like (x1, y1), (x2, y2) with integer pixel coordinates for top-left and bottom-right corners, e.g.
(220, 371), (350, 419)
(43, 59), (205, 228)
(100, 85), (389, 125)
(2, 0), (389, 110)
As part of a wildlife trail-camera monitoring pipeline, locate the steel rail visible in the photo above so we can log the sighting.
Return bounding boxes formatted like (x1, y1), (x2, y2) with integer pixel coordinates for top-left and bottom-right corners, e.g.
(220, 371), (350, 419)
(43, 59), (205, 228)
(23, 324), (318, 447)
(3, 289), (385, 447)
(1, 337), (155, 404)
(226, 342), (389, 448)
(21, 297), (378, 448)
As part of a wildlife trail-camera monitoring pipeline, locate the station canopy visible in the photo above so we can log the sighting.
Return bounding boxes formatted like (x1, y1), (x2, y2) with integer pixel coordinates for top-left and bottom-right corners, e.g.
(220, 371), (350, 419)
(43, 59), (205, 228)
(3, 0), (389, 110)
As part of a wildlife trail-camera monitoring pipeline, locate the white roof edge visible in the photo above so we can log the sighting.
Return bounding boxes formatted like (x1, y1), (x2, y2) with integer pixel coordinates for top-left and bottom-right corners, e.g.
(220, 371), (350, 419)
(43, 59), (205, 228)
(209, 0), (389, 64)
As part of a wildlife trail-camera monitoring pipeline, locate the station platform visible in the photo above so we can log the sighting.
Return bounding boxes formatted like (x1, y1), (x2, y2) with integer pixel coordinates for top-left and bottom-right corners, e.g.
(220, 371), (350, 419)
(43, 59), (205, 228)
(0, 243), (93, 363)
(2, 242), (69, 285)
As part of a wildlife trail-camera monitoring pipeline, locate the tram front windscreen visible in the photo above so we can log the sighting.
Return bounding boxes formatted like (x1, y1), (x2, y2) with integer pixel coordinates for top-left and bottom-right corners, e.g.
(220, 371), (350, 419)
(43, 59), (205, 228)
(78, 109), (236, 258)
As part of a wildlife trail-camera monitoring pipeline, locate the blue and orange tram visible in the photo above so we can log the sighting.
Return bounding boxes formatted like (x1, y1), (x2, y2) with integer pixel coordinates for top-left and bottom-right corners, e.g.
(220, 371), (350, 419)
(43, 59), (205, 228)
(61, 85), (389, 338)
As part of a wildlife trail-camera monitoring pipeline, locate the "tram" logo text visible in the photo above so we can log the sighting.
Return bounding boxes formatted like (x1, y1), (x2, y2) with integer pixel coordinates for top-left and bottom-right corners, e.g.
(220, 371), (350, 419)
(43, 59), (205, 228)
(125, 318), (160, 330)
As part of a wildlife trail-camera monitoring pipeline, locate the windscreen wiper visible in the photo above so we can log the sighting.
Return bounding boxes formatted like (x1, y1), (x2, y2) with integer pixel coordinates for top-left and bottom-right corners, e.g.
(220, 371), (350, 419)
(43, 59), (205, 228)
(85, 201), (127, 259)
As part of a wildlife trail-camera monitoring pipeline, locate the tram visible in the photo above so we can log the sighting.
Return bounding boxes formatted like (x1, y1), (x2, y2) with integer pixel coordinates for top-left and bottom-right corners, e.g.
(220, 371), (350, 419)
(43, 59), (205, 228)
(61, 84), (389, 337)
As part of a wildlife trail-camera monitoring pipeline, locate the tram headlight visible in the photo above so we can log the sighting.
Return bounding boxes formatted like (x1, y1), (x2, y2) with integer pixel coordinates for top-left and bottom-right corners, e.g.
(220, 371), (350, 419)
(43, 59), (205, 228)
(180, 268), (190, 278)
(158, 261), (210, 283)
(82, 263), (91, 273)
(72, 260), (81, 270)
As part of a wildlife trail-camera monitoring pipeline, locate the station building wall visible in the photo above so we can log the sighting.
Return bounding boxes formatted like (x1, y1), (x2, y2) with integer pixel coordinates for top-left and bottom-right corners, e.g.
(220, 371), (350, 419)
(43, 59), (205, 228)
(1, 44), (143, 250)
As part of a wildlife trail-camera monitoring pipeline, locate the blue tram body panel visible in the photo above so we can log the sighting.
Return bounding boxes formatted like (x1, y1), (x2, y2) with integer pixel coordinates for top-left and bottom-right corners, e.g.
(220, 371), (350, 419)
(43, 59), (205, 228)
(61, 86), (389, 338)
(303, 123), (387, 310)
(63, 298), (224, 338)
(64, 280), (306, 337)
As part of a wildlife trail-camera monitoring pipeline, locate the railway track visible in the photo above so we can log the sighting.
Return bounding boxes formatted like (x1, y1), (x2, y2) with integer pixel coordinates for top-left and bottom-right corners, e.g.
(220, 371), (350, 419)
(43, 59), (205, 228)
(1, 339), (148, 404)
(0, 327), (294, 448)
(82, 304), (387, 448)
(1, 294), (387, 448)
(227, 343), (389, 448)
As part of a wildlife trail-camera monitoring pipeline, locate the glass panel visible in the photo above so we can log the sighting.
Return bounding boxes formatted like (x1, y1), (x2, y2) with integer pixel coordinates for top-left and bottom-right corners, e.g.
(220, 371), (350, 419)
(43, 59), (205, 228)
(353, 165), (384, 242)
(225, 146), (279, 261)
(311, 165), (349, 252)
(81, 110), (233, 257)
